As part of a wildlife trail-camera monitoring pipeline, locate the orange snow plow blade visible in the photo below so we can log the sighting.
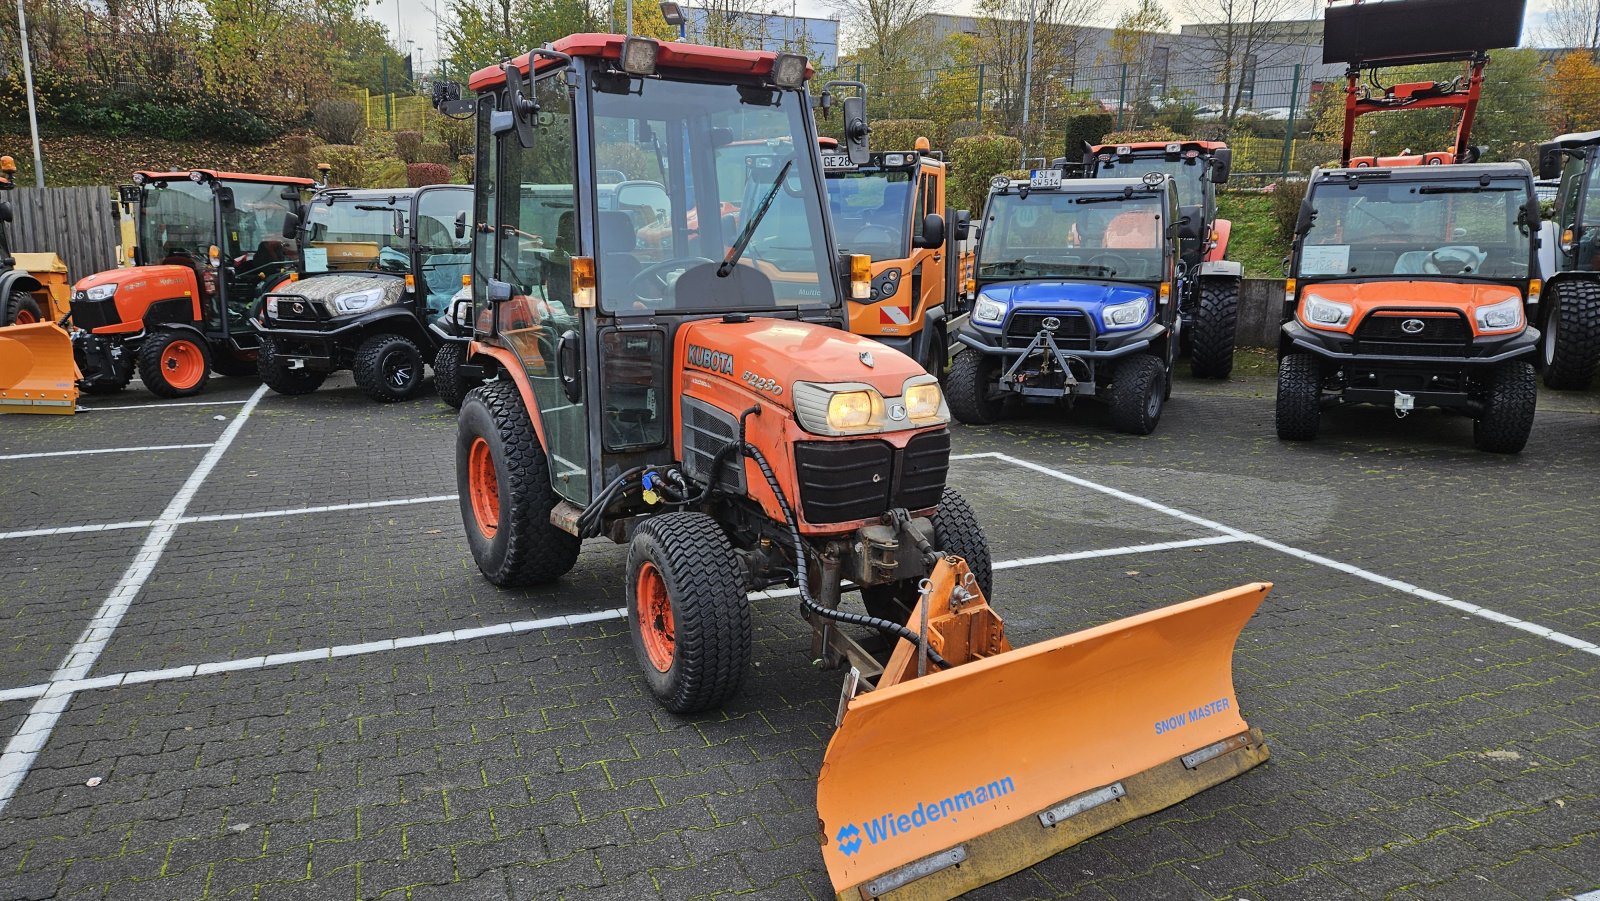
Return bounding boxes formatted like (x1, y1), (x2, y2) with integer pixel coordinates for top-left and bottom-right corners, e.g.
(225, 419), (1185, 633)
(0, 321), (80, 415)
(819, 561), (1271, 900)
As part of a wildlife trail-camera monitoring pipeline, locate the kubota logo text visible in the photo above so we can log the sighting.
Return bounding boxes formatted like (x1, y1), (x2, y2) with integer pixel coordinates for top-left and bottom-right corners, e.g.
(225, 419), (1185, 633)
(833, 776), (1017, 857)
(686, 343), (734, 375)
(1153, 696), (1231, 735)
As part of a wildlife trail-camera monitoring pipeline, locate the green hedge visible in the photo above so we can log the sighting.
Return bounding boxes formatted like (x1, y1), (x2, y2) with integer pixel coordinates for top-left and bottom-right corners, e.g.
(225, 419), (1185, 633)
(949, 134), (1023, 217)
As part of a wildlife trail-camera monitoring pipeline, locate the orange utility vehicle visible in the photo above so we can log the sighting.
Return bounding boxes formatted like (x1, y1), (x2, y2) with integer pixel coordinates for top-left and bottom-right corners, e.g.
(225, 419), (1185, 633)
(450, 32), (1272, 900)
(1086, 140), (1240, 377)
(68, 169), (312, 396)
(820, 133), (970, 378)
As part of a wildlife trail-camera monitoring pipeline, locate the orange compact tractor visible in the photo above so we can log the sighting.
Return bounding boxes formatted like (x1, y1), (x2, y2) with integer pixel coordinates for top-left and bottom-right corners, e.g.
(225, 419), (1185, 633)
(68, 169), (313, 397)
(820, 131), (970, 379)
(450, 32), (1271, 899)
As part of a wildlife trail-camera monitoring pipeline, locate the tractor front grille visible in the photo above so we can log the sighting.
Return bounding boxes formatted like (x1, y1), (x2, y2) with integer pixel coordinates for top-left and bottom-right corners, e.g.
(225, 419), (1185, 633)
(792, 428), (951, 525)
(70, 295), (120, 330)
(1004, 310), (1093, 350)
(1354, 311), (1474, 357)
(681, 397), (744, 494)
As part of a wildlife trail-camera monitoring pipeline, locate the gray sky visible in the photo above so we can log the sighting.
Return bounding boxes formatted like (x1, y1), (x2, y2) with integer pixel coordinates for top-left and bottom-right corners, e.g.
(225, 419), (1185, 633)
(371, 0), (1560, 76)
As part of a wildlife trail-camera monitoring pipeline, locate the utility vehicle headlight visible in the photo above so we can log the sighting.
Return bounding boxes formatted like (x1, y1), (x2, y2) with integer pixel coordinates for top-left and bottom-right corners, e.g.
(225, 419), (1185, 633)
(902, 380), (944, 421)
(1474, 296), (1523, 333)
(827, 391), (876, 430)
(85, 283), (116, 301)
(1302, 294), (1352, 329)
(332, 287), (389, 315)
(1102, 297), (1150, 329)
(972, 297), (1006, 325)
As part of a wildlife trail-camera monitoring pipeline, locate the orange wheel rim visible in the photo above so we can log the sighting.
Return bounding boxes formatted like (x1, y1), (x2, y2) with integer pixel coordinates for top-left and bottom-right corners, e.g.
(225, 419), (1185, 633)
(161, 340), (204, 389)
(13, 308), (36, 324)
(468, 437), (499, 539)
(636, 561), (675, 672)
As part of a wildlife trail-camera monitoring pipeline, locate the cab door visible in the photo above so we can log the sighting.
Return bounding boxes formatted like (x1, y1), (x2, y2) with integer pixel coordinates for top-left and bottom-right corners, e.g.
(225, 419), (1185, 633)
(908, 165), (950, 325)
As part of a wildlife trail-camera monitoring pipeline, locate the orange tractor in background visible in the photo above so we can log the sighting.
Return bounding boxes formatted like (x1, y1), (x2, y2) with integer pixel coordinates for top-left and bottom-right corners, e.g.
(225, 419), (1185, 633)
(68, 169), (312, 397)
(449, 31), (1272, 900)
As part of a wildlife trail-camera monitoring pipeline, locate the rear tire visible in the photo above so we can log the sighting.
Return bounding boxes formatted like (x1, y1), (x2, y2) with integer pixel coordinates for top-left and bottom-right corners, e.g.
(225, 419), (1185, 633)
(1189, 278), (1239, 379)
(626, 512), (751, 714)
(3, 291), (43, 326)
(859, 487), (994, 625)
(1107, 354), (1166, 435)
(257, 337), (327, 396)
(456, 379), (580, 586)
(354, 333), (426, 402)
(433, 341), (480, 409)
(1275, 353), (1323, 441)
(946, 349), (1007, 424)
(1474, 361), (1537, 454)
(1540, 280), (1600, 390)
(137, 329), (210, 398)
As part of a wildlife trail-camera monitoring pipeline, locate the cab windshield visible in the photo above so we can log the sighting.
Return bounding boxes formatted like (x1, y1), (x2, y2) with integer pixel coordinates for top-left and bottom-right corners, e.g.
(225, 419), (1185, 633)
(589, 76), (835, 314)
(1301, 177), (1533, 279)
(826, 169), (914, 260)
(140, 180), (216, 265)
(1097, 156), (1205, 207)
(978, 192), (1165, 282)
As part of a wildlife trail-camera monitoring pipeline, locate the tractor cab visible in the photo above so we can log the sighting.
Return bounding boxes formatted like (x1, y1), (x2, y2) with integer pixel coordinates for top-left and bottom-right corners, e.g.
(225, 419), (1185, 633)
(820, 136), (970, 376)
(1533, 131), (1600, 388)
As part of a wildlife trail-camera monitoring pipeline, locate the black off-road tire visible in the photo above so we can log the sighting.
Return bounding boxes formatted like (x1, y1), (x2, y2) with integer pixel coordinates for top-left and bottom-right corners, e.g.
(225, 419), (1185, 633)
(136, 329), (210, 398)
(354, 333), (427, 402)
(257, 337), (327, 396)
(1107, 354), (1166, 435)
(946, 349), (1007, 424)
(3, 290), (43, 325)
(433, 341), (481, 409)
(1540, 280), (1600, 390)
(860, 487), (994, 625)
(1189, 278), (1240, 379)
(1275, 353), (1323, 441)
(457, 379), (580, 586)
(625, 512), (751, 714)
(1474, 361), (1537, 454)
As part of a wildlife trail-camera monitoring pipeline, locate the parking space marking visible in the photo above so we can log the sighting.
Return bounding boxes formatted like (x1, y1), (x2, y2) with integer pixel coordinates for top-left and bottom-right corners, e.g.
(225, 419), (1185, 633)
(0, 443), (213, 461)
(0, 384), (269, 814)
(956, 452), (1600, 659)
(0, 495), (458, 541)
(77, 399), (249, 412)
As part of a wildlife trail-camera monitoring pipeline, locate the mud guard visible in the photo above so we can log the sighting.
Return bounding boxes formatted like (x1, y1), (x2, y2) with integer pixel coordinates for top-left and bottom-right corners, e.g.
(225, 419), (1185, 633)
(0, 321), (81, 414)
(1203, 219), (1233, 263)
(819, 570), (1271, 900)
(1196, 258), (1243, 279)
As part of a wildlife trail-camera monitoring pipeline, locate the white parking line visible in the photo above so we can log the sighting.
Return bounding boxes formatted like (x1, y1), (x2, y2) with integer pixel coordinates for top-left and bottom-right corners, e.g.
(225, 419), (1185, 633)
(77, 399), (250, 412)
(0, 495), (459, 541)
(0, 384), (269, 814)
(955, 452), (1600, 658)
(0, 443), (213, 461)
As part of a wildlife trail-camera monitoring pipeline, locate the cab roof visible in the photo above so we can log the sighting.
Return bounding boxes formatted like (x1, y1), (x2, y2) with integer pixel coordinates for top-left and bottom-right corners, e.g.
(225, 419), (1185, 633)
(1312, 160), (1533, 182)
(468, 32), (813, 92)
(136, 170), (314, 187)
(995, 176), (1169, 194)
(1091, 140), (1228, 154)
(1542, 131), (1600, 150)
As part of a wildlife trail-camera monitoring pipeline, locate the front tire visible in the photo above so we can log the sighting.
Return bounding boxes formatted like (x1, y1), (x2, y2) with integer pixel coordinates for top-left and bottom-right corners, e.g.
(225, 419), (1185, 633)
(433, 341), (481, 409)
(257, 337), (327, 396)
(354, 333), (427, 402)
(1540, 280), (1600, 390)
(946, 349), (1007, 424)
(626, 512), (751, 714)
(859, 487), (994, 625)
(3, 290), (43, 325)
(1189, 278), (1240, 379)
(1474, 361), (1537, 454)
(1275, 353), (1323, 441)
(137, 329), (210, 398)
(456, 379), (580, 586)
(922, 325), (948, 382)
(1107, 354), (1166, 435)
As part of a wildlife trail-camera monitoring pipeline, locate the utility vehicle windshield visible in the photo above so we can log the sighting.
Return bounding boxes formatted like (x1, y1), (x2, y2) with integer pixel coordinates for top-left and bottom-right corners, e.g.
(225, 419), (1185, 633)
(1300, 177), (1533, 279)
(826, 169), (914, 260)
(978, 192), (1165, 281)
(588, 75), (835, 314)
(1097, 156), (1205, 207)
(305, 196), (407, 272)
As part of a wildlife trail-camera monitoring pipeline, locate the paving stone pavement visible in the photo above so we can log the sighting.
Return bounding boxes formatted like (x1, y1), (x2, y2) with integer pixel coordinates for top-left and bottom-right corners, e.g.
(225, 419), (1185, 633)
(0, 365), (1596, 900)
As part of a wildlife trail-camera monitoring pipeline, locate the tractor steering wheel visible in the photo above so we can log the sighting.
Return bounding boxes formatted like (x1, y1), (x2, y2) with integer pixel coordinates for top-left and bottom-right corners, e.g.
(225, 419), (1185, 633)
(627, 257), (716, 307)
(1424, 247), (1478, 276)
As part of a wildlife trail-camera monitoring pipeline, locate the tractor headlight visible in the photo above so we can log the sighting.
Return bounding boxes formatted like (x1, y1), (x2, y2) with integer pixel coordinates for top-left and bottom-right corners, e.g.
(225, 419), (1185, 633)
(827, 391), (876, 430)
(1474, 296), (1523, 333)
(1101, 297), (1150, 330)
(972, 297), (1007, 326)
(792, 382), (887, 435)
(85, 283), (116, 301)
(332, 287), (390, 315)
(902, 379), (945, 422)
(1302, 294), (1352, 330)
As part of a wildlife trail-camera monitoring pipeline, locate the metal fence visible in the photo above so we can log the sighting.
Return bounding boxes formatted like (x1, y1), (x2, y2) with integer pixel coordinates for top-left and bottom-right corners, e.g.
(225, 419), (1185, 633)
(8, 186), (119, 280)
(345, 90), (433, 132)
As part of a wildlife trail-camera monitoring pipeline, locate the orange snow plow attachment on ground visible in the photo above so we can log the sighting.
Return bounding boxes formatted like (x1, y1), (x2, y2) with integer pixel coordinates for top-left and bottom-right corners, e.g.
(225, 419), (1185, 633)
(819, 558), (1271, 900)
(0, 321), (80, 415)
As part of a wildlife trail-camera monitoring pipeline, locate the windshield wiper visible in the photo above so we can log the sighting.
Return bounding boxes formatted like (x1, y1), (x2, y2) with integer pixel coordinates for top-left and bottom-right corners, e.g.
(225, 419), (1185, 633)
(719, 159), (793, 278)
(1417, 186), (1520, 194)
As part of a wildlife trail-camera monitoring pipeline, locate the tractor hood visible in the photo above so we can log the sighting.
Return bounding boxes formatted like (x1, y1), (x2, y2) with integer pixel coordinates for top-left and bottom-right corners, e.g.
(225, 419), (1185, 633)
(977, 280), (1154, 310)
(677, 317), (927, 403)
(71, 265), (198, 297)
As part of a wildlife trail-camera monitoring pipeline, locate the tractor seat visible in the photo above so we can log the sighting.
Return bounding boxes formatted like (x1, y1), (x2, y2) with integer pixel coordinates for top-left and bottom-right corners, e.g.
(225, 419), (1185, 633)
(1103, 211), (1159, 249)
(599, 211), (643, 286)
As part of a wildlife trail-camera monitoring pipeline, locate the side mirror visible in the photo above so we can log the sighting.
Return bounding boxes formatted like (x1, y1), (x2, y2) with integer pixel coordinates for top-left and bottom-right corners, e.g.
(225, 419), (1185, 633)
(914, 212), (945, 249)
(842, 95), (870, 166)
(1210, 148), (1233, 185)
(454, 210), (468, 241)
(486, 277), (513, 304)
(282, 211), (300, 239)
(953, 209), (971, 242)
(1294, 199), (1314, 236)
(500, 62), (537, 149)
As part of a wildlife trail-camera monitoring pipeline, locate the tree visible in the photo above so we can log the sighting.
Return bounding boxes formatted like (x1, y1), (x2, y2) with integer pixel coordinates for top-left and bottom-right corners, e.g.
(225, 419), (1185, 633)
(1539, 0), (1600, 49)
(972, 0), (1096, 152)
(1172, 0), (1304, 133)
(826, 0), (933, 81)
(1106, 0), (1170, 130)
(440, 0), (599, 80)
(1547, 51), (1600, 135)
